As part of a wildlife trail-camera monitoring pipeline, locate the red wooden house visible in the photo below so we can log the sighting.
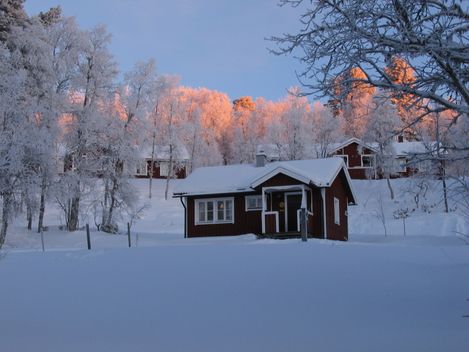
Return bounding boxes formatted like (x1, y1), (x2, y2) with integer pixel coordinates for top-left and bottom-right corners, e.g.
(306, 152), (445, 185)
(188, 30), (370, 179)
(133, 145), (190, 179)
(328, 138), (433, 179)
(173, 156), (357, 241)
(328, 138), (378, 179)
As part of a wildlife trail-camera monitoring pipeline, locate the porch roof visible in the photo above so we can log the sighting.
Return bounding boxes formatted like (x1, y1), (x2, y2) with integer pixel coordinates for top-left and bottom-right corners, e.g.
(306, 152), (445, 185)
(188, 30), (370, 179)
(173, 158), (357, 203)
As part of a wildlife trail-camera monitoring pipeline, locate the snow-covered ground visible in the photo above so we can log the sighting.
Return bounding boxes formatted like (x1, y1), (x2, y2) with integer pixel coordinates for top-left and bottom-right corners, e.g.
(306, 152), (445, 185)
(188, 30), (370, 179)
(1, 178), (468, 351)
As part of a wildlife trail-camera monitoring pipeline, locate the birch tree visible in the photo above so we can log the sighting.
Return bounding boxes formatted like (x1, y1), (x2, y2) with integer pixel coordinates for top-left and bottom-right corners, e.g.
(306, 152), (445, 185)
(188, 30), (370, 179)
(60, 24), (117, 231)
(364, 94), (402, 199)
(272, 0), (468, 140)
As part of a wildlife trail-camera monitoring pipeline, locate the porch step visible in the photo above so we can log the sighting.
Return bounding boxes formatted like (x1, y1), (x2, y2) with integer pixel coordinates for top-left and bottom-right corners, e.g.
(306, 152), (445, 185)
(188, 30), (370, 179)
(257, 232), (320, 240)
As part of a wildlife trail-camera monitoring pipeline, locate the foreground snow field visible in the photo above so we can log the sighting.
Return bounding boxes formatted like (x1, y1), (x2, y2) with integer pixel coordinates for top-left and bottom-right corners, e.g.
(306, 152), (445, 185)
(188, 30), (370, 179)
(1, 179), (468, 351)
(1, 237), (468, 352)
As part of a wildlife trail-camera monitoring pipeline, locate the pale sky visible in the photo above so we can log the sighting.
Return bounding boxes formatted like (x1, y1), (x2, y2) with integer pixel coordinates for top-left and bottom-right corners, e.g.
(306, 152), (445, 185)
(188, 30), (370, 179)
(25, 0), (305, 101)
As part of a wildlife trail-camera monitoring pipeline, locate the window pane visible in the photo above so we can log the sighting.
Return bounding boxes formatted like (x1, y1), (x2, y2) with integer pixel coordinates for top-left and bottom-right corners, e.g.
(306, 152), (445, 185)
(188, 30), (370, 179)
(334, 198), (340, 225)
(160, 162), (169, 176)
(198, 202), (206, 222)
(362, 155), (374, 167)
(217, 201), (225, 220)
(247, 196), (262, 210)
(226, 200), (232, 220)
(207, 201), (213, 221)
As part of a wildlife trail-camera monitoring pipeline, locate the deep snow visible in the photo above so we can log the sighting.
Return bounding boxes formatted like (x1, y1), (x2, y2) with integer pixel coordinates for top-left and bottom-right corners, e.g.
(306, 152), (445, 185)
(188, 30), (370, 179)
(0, 178), (468, 351)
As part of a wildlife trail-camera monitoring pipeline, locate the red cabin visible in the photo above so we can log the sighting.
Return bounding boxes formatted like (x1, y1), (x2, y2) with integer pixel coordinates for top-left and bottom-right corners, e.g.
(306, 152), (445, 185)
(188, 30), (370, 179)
(173, 157), (357, 241)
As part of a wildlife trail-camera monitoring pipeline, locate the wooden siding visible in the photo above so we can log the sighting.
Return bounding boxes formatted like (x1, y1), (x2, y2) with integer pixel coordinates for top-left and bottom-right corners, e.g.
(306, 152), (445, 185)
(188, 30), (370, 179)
(325, 170), (349, 241)
(187, 192), (262, 237)
(265, 213), (277, 233)
(333, 142), (376, 180)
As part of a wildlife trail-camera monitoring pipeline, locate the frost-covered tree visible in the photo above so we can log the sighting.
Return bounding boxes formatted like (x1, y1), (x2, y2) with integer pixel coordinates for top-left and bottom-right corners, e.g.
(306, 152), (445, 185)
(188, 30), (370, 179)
(311, 102), (341, 158)
(364, 94), (402, 199)
(0, 42), (31, 247)
(0, 0), (27, 42)
(281, 88), (311, 160)
(59, 24), (117, 231)
(94, 59), (158, 231)
(273, 0), (468, 141)
(231, 96), (258, 164)
(328, 67), (375, 138)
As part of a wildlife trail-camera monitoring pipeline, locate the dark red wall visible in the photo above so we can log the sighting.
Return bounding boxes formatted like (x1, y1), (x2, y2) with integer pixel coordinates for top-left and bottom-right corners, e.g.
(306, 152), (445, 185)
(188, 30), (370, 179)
(187, 192), (262, 237)
(325, 170), (349, 241)
(333, 142), (376, 180)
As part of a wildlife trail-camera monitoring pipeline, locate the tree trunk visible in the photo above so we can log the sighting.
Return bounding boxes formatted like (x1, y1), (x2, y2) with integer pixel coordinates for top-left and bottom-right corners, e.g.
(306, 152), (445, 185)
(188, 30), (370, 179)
(37, 176), (47, 233)
(104, 178), (118, 230)
(0, 192), (12, 249)
(67, 196), (80, 231)
(149, 131), (156, 199)
(101, 178), (109, 229)
(441, 162), (449, 213)
(386, 177), (394, 200)
(165, 144), (173, 201)
(26, 202), (32, 230)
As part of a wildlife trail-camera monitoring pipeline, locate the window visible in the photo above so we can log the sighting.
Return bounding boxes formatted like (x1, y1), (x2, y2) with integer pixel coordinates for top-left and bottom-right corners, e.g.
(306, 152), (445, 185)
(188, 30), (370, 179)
(336, 155), (349, 167)
(395, 158), (407, 173)
(135, 161), (148, 176)
(245, 195), (263, 211)
(159, 162), (170, 177)
(195, 198), (234, 224)
(334, 197), (340, 225)
(361, 155), (375, 168)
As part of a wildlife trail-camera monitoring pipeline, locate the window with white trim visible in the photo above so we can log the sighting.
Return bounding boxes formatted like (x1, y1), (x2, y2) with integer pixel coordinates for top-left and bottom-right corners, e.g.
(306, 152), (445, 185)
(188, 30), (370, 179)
(361, 155), (375, 168)
(245, 195), (263, 211)
(135, 161), (148, 176)
(334, 197), (340, 225)
(395, 158), (407, 173)
(159, 161), (170, 177)
(195, 198), (234, 224)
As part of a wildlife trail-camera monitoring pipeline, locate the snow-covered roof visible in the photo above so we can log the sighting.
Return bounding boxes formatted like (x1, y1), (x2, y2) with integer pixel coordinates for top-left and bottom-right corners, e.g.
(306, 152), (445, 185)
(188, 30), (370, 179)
(174, 158), (357, 203)
(140, 144), (190, 161)
(392, 141), (431, 157)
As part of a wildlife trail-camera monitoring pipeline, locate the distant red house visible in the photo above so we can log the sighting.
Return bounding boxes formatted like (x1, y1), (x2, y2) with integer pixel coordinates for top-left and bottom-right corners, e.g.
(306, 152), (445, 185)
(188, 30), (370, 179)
(329, 138), (378, 179)
(328, 138), (433, 179)
(173, 156), (357, 241)
(133, 145), (190, 179)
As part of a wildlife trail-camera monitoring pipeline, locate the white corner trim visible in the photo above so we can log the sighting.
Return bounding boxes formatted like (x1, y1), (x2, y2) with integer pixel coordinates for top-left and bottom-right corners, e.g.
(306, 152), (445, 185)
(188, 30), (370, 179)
(321, 188), (327, 240)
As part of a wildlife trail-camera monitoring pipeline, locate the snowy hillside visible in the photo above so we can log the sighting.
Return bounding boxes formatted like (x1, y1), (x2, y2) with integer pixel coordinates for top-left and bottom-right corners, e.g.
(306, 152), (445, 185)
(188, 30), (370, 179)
(2, 178), (468, 251)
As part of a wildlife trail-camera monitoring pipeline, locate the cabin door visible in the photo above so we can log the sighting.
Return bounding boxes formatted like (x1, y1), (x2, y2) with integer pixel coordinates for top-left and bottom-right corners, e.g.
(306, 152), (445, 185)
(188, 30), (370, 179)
(285, 193), (302, 232)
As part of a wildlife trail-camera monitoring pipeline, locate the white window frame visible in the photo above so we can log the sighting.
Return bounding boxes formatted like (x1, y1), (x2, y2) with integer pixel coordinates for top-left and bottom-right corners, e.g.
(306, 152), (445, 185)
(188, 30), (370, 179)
(245, 195), (263, 211)
(395, 158), (407, 173)
(159, 161), (170, 177)
(361, 154), (375, 168)
(334, 197), (340, 225)
(135, 160), (148, 176)
(195, 197), (235, 225)
(336, 154), (349, 167)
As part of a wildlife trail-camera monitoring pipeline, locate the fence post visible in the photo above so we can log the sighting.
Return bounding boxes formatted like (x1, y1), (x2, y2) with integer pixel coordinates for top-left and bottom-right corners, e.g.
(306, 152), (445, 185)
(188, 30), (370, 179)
(127, 222), (131, 248)
(300, 208), (307, 242)
(86, 224), (91, 250)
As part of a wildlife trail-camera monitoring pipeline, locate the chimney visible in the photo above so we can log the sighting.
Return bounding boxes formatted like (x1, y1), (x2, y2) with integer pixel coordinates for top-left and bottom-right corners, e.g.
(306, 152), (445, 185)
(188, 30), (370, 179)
(256, 151), (267, 167)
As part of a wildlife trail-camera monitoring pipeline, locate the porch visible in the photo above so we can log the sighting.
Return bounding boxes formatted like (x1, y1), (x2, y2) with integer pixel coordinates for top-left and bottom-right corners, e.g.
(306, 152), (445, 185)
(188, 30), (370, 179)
(260, 184), (315, 236)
